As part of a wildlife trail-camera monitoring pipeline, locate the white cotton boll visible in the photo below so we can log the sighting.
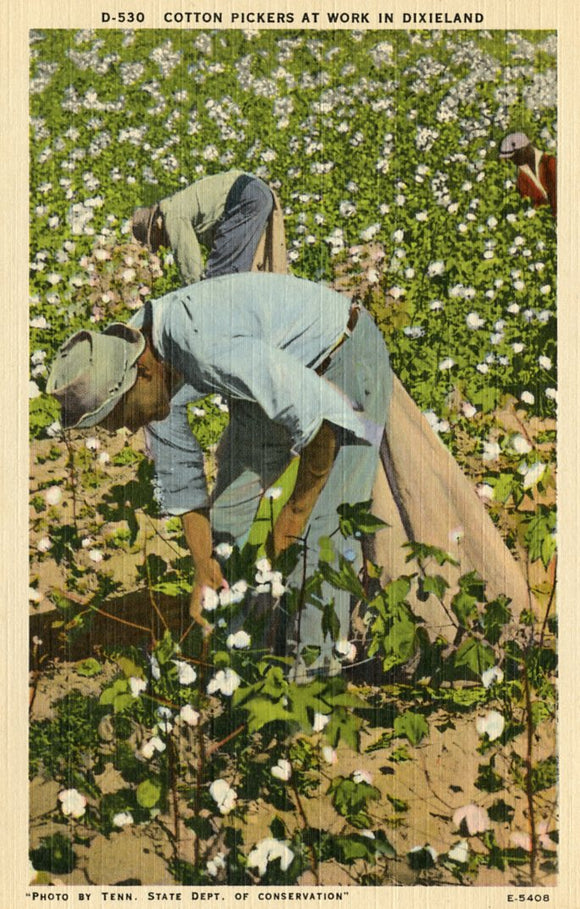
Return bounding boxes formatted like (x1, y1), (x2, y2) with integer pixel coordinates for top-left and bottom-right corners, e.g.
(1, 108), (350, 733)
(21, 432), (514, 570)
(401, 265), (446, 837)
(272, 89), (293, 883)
(206, 852), (226, 877)
(270, 572), (286, 598)
(58, 789), (87, 818)
(322, 746), (338, 765)
(521, 462), (546, 490)
(511, 434), (532, 455)
(352, 769), (373, 785)
(214, 542), (233, 559)
(452, 803), (490, 834)
(335, 639), (357, 661)
(476, 484), (494, 502)
(247, 839), (295, 877)
(112, 812), (134, 828)
(312, 712), (330, 733)
(209, 779), (237, 814)
(520, 391), (535, 405)
(37, 536), (52, 553)
(141, 736), (166, 759)
(207, 668), (241, 697)
(539, 355), (552, 370)
(179, 705), (200, 726)
(45, 486), (62, 506)
(88, 549), (103, 563)
(226, 630), (251, 650)
(202, 587), (220, 612)
(466, 312), (485, 330)
(271, 759), (292, 781)
(448, 840), (469, 863)
(481, 666), (504, 689)
(173, 660), (197, 685)
(482, 441), (500, 461)
(129, 677), (147, 697)
(476, 710), (505, 741)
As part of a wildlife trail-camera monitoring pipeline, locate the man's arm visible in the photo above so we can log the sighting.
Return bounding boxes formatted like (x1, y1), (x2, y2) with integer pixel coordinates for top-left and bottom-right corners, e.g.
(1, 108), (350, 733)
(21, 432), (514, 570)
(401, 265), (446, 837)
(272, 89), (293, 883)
(181, 508), (225, 626)
(272, 421), (337, 556)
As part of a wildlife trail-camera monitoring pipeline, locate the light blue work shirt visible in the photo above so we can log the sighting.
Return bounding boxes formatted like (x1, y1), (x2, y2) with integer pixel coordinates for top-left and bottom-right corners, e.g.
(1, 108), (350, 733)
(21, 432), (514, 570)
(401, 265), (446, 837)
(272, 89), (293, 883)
(129, 273), (383, 517)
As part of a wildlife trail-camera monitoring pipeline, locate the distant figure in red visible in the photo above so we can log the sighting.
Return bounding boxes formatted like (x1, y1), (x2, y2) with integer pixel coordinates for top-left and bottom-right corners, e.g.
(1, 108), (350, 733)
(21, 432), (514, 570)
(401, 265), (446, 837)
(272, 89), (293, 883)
(499, 132), (556, 219)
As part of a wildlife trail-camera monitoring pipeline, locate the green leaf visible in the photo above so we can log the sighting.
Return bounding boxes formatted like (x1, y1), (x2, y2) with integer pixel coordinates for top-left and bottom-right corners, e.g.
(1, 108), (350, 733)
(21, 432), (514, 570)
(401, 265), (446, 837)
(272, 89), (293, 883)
(454, 638), (496, 677)
(531, 756), (557, 793)
(393, 712), (429, 746)
(470, 385), (501, 413)
(482, 596), (512, 645)
(420, 574), (450, 600)
(407, 845), (437, 871)
(337, 500), (388, 538)
(317, 535), (336, 564)
(524, 507), (557, 568)
(387, 794), (409, 812)
(270, 816), (286, 840)
(116, 656), (145, 679)
(325, 706), (365, 751)
(475, 759), (504, 793)
(451, 590), (478, 627)
(30, 834), (76, 875)
(490, 472), (518, 504)
(99, 677), (129, 707)
(136, 778), (162, 809)
(487, 799), (515, 823)
(404, 541), (459, 567)
(322, 599), (340, 642)
(301, 645), (322, 668)
(319, 556), (366, 600)
(155, 629), (178, 666)
(327, 776), (381, 828)
(75, 658), (102, 678)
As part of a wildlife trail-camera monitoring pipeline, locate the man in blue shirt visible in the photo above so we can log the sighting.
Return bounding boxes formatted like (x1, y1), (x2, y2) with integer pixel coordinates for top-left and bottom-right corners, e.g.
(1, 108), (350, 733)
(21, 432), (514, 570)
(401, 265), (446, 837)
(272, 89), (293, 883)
(47, 273), (391, 672)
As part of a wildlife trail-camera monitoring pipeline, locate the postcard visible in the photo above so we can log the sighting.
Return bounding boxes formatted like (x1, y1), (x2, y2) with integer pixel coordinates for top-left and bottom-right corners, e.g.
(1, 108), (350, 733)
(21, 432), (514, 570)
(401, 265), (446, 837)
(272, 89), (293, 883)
(1, 0), (576, 907)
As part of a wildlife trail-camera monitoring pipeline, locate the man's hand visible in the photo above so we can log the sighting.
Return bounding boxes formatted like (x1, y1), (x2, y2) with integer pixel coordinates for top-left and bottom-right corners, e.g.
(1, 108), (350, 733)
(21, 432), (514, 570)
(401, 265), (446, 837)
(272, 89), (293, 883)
(181, 509), (226, 632)
(189, 557), (227, 632)
(273, 421), (337, 556)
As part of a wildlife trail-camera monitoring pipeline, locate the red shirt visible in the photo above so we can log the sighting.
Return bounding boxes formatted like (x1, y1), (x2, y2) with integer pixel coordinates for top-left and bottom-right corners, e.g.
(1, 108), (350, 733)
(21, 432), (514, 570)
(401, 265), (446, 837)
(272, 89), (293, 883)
(516, 153), (557, 219)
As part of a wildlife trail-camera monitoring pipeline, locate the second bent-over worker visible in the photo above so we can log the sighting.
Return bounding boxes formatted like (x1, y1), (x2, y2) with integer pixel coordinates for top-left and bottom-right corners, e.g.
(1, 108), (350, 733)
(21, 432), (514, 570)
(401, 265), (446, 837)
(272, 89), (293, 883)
(132, 171), (287, 284)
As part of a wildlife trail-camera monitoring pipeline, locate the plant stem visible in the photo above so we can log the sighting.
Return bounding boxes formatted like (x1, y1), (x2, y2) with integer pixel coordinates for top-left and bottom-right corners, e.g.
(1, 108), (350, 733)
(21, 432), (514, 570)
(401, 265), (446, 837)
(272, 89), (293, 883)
(296, 528), (310, 660)
(539, 554), (557, 647)
(167, 736), (181, 853)
(522, 660), (537, 885)
(193, 635), (210, 871)
(289, 768), (319, 884)
(144, 539), (170, 633)
(205, 724), (245, 758)
(62, 433), (78, 534)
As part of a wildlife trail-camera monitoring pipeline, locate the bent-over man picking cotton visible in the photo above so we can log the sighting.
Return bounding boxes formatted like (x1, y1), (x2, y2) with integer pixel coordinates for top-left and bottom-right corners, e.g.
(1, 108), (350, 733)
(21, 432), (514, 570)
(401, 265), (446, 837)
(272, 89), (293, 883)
(47, 273), (533, 677)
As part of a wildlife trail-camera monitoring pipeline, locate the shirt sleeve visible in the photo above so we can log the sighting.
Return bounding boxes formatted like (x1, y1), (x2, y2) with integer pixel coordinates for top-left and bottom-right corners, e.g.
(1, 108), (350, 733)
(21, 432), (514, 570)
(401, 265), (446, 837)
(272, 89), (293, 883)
(196, 338), (377, 454)
(143, 385), (209, 516)
(163, 208), (204, 284)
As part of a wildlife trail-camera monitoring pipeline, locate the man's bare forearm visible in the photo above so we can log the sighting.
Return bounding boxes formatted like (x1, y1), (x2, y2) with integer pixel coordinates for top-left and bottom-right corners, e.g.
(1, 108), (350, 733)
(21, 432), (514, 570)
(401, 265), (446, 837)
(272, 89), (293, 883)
(181, 509), (224, 622)
(273, 421), (337, 555)
(181, 508), (213, 568)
